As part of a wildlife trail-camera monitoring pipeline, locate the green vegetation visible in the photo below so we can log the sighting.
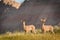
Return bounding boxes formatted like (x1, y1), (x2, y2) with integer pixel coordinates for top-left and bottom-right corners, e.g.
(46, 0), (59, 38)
(0, 26), (60, 40)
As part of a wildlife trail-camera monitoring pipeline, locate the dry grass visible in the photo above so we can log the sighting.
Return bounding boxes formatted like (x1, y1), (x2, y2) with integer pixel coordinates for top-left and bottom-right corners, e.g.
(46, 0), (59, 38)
(0, 28), (60, 40)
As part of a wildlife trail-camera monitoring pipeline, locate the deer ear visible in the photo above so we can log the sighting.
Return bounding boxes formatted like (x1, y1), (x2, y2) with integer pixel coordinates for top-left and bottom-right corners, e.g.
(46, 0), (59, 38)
(41, 19), (43, 21)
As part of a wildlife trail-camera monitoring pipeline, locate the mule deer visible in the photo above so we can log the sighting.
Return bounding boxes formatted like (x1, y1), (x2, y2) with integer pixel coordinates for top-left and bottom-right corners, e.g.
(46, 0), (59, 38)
(41, 18), (54, 33)
(23, 21), (36, 33)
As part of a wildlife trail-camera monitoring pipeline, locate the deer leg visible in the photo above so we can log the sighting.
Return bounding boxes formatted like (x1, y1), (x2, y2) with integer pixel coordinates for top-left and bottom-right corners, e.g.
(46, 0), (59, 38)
(43, 30), (46, 33)
(24, 30), (26, 34)
(33, 30), (36, 34)
(31, 29), (36, 34)
(26, 30), (29, 33)
(51, 30), (54, 34)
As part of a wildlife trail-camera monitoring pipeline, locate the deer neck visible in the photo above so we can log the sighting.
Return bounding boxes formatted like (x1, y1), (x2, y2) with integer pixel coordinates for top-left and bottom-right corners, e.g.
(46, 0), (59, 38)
(42, 23), (45, 27)
(23, 21), (26, 29)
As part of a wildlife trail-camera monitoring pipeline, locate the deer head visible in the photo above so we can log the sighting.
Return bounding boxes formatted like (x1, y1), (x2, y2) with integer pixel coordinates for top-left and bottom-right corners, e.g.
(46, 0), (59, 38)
(41, 18), (47, 23)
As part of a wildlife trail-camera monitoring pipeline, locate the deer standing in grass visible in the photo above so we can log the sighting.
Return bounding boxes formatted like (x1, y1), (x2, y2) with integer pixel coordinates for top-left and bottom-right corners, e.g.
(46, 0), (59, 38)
(41, 18), (54, 33)
(23, 21), (36, 33)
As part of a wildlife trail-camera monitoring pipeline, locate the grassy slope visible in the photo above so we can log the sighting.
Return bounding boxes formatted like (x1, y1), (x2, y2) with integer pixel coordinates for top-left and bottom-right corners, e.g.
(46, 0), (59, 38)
(0, 28), (60, 40)
(0, 33), (60, 40)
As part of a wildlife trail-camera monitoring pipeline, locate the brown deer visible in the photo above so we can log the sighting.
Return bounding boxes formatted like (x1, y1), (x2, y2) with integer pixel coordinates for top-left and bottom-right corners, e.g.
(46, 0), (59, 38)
(23, 21), (36, 33)
(41, 18), (54, 33)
